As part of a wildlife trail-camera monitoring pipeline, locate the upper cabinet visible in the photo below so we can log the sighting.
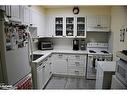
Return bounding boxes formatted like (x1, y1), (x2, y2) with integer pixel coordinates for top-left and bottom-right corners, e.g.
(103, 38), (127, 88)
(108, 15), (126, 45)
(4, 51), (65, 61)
(87, 15), (111, 32)
(66, 17), (74, 37)
(54, 16), (86, 38)
(55, 17), (64, 37)
(76, 17), (86, 37)
(0, 5), (20, 22)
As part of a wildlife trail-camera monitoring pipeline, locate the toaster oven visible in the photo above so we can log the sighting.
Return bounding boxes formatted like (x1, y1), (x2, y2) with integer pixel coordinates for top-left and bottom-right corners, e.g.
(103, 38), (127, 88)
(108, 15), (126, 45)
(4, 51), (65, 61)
(41, 42), (53, 50)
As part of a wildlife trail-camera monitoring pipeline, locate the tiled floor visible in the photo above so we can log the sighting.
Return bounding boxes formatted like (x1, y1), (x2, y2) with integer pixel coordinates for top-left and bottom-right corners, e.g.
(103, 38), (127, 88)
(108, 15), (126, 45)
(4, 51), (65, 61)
(45, 76), (95, 89)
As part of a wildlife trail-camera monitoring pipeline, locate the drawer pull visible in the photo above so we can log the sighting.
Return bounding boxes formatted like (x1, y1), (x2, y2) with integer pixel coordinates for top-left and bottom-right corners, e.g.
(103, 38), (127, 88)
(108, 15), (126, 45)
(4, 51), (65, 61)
(39, 63), (42, 66)
(75, 55), (80, 58)
(59, 54), (63, 56)
(44, 58), (48, 62)
(75, 71), (79, 74)
(42, 66), (45, 68)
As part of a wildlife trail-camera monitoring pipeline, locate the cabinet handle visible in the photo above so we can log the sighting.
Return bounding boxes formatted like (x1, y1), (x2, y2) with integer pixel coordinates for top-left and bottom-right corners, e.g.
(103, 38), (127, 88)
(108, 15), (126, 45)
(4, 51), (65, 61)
(44, 58), (48, 62)
(49, 55), (52, 58)
(75, 71), (79, 74)
(42, 66), (45, 68)
(39, 63), (43, 66)
(59, 54), (63, 56)
(75, 55), (80, 58)
(97, 24), (101, 27)
(50, 62), (52, 65)
(75, 62), (80, 65)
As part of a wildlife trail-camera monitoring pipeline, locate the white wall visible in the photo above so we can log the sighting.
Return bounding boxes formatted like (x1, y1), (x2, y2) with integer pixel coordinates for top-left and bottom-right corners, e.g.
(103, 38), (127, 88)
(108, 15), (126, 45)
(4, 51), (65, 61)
(109, 6), (127, 60)
(52, 38), (73, 50)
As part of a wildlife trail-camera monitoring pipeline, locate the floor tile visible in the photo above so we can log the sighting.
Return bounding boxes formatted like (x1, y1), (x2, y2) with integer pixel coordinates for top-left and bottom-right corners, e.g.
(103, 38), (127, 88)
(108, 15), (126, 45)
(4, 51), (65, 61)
(45, 76), (95, 89)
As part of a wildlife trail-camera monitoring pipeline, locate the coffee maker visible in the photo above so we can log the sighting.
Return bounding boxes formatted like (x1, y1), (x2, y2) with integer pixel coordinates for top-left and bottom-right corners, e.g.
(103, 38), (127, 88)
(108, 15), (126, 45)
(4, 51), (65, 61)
(80, 39), (86, 50)
(73, 39), (79, 50)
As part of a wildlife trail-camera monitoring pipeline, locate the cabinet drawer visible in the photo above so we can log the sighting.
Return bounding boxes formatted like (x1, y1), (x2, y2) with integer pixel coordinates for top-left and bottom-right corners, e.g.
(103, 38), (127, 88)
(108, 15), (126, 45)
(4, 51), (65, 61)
(68, 54), (86, 60)
(52, 54), (68, 60)
(68, 60), (85, 67)
(68, 68), (85, 76)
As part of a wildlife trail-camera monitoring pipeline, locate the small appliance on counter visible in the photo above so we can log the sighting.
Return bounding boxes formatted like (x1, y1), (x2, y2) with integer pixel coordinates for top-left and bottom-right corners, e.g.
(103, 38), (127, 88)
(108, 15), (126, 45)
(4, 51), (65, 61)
(73, 39), (79, 50)
(38, 41), (53, 50)
(80, 39), (86, 50)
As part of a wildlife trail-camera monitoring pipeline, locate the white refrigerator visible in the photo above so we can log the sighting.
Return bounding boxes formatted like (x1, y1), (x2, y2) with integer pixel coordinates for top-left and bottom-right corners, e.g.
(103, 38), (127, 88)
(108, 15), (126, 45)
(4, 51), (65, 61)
(0, 9), (31, 87)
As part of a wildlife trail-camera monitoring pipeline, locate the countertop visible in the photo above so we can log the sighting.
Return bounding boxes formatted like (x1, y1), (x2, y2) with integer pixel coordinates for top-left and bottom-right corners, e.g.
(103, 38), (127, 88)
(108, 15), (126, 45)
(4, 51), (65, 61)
(32, 49), (88, 64)
(96, 61), (116, 71)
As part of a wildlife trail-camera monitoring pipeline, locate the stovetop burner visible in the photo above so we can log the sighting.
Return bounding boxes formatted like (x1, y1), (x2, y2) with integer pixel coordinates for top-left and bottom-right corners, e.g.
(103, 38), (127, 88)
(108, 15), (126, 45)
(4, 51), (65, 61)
(101, 50), (109, 54)
(122, 50), (127, 55)
(89, 50), (96, 53)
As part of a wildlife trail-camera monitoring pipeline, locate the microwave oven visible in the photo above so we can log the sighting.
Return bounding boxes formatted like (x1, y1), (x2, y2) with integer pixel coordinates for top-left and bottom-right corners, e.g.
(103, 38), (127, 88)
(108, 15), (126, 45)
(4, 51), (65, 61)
(116, 59), (127, 86)
(40, 41), (53, 50)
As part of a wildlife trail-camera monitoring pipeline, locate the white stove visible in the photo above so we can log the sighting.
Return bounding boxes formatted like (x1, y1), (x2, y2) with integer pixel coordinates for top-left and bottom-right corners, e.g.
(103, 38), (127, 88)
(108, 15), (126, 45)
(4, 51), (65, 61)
(86, 43), (113, 79)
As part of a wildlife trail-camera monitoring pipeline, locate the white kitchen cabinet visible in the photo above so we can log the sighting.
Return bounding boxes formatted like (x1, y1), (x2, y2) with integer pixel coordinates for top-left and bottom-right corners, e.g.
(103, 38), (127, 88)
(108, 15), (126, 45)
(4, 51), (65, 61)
(66, 17), (75, 37)
(52, 54), (68, 75)
(23, 6), (30, 24)
(52, 53), (86, 76)
(55, 17), (64, 37)
(87, 15), (110, 32)
(0, 5), (20, 21)
(53, 60), (67, 75)
(34, 55), (53, 89)
(10, 6), (20, 21)
(67, 54), (86, 76)
(43, 57), (52, 84)
(37, 63), (45, 89)
(76, 17), (86, 37)
(53, 16), (86, 38)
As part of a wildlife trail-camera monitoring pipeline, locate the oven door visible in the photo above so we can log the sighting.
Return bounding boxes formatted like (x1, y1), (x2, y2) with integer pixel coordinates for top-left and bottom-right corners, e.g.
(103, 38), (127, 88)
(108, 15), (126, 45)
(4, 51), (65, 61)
(116, 60), (127, 86)
(86, 55), (97, 79)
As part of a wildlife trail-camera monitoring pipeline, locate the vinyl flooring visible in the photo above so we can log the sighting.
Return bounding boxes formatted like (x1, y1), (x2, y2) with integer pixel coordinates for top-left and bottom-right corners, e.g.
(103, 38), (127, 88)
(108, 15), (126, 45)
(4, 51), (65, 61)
(45, 76), (95, 89)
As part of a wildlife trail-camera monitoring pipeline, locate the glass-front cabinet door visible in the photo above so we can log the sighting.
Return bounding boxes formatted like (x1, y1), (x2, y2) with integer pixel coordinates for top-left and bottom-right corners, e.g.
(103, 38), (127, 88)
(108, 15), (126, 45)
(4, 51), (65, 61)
(76, 17), (86, 37)
(55, 17), (63, 36)
(66, 17), (74, 37)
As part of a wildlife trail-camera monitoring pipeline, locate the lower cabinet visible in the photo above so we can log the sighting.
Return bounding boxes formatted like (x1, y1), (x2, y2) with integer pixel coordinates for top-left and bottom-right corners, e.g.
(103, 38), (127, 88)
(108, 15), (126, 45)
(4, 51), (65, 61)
(36, 56), (52, 89)
(34, 53), (87, 89)
(37, 63), (45, 89)
(52, 54), (67, 75)
(67, 54), (86, 76)
(52, 53), (87, 76)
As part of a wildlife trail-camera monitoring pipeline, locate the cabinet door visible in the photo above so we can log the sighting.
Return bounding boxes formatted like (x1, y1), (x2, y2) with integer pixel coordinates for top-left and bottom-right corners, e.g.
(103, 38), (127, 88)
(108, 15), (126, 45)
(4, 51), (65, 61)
(55, 17), (64, 37)
(0, 5), (11, 18)
(66, 17), (74, 37)
(23, 6), (30, 24)
(10, 5), (20, 21)
(99, 16), (110, 28)
(76, 17), (86, 38)
(87, 16), (97, 27)
(53, 60), (67, 75)
(37, 64), (45, 89)
(87, 15), (110, 32)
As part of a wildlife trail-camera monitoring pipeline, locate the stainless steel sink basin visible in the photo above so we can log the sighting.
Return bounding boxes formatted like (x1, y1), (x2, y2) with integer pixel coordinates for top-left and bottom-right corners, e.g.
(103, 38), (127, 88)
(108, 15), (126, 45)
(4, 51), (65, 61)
(31, 54), (44, 61)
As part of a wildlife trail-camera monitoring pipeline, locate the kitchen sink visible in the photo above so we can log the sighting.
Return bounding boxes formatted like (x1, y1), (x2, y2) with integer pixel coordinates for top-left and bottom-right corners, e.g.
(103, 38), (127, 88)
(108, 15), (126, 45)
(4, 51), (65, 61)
(31, 54), (44, 61)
